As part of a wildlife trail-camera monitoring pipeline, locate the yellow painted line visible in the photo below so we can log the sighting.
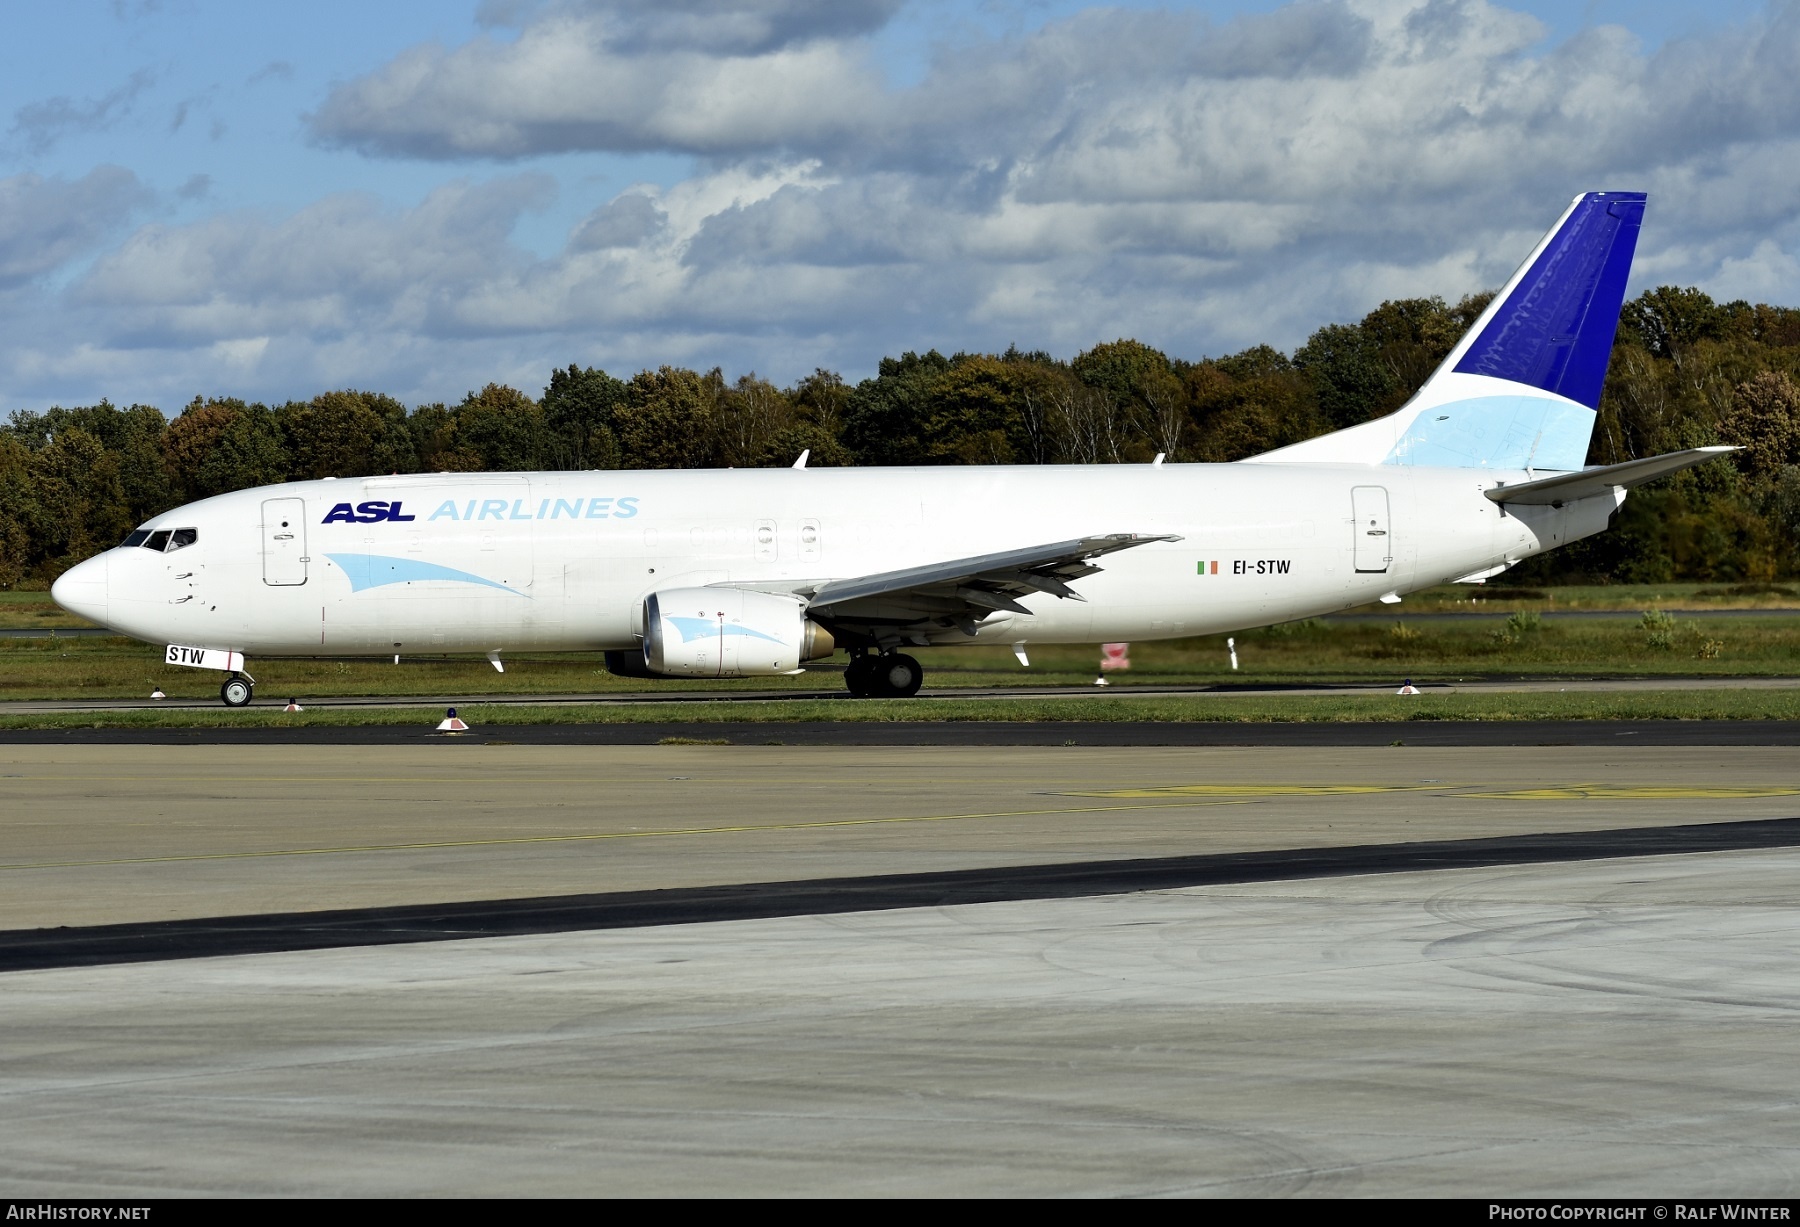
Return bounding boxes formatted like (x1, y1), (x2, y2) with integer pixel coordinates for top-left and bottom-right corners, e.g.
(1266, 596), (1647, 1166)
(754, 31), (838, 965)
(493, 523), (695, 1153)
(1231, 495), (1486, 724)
(13, 774), (1789, 800)
(0, 799), (1254, 871)
(1067, 784), (1437, 798)
(1072, 782), (1800, 801)
(1461, 785), (1800, 801)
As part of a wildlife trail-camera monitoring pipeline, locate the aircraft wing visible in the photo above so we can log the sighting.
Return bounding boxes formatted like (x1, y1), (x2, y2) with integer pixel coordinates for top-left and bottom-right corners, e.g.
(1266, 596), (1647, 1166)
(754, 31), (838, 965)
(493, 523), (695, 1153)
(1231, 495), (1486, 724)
(1485, 447), (1736, 506)
(804, 533), (1178, 644)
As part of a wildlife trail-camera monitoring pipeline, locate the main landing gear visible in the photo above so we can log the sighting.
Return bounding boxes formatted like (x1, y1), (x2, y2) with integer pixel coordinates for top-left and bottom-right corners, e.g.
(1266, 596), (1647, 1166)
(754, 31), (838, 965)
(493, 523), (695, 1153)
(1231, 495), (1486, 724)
(844, 652), (924, 699)
(220, 673), (254, 707)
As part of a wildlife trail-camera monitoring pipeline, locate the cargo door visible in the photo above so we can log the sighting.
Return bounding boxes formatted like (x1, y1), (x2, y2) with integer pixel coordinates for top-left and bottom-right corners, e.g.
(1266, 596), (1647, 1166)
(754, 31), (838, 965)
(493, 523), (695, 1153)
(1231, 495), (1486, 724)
(1351, 486), (1391, 573)
(262, 498), (308, 586)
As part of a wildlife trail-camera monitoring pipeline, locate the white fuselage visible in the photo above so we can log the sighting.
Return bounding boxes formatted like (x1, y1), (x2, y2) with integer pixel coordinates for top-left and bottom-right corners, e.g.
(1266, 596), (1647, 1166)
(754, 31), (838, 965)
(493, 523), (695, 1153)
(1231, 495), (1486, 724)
(58, 462), (1618, 658)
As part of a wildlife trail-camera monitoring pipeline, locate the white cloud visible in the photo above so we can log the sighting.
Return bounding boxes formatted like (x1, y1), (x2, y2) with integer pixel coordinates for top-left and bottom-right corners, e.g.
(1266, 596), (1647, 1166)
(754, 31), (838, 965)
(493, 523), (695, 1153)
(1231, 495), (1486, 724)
(308, 7), (891, 159)
(10, 69), (156, 156)
(0, 166), (148, 287)
(1710, 239), (1800, 304)
(569, 191), (666, 249)
(73, 176), (554, 344)
(7, 0), (1800, 413)
(563, 0), (905, 54)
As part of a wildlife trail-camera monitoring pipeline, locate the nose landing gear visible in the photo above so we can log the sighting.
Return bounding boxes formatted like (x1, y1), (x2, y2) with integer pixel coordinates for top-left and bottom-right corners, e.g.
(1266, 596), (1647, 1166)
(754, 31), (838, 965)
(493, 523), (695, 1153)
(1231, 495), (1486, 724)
(220, 673), (254, 707)
(843, 652), (923, 698)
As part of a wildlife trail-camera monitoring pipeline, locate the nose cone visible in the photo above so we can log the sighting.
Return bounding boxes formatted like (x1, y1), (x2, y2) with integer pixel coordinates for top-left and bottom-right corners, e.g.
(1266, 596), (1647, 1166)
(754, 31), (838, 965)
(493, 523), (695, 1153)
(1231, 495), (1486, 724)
(51, 554), (109, 625)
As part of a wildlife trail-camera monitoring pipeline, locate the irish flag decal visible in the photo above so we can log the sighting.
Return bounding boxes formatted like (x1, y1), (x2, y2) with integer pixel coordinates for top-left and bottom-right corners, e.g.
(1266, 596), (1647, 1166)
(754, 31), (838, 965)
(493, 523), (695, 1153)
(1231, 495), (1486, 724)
(1197, 560), (1219, 575)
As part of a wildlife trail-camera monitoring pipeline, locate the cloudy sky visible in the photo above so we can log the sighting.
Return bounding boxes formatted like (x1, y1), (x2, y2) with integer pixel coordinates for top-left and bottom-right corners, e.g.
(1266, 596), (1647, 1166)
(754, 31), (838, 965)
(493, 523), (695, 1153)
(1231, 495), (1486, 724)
(0, 0), (1792, 413)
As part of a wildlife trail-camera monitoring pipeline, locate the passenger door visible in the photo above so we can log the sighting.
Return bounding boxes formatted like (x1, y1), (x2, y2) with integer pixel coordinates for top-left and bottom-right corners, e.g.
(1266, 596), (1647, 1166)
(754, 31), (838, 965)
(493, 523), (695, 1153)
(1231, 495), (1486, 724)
(261, 498), (308, 586)
(1351, 486), (1391, 573)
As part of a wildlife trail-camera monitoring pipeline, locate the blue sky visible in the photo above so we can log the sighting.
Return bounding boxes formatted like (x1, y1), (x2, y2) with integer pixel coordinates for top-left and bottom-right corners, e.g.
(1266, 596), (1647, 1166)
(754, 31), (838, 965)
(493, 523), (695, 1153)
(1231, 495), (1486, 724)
(0, 0), (1793, 412)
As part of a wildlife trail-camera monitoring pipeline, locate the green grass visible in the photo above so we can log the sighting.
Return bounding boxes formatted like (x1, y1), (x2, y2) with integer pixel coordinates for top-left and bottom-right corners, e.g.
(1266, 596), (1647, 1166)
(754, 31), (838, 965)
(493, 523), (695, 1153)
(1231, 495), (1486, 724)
(5, 613), (1795, 703)
(5, 689), (1800, 730)
(1353, 581), (1800, 613)
(5, 580), (1800, 705)
(0, 591), (97, 628)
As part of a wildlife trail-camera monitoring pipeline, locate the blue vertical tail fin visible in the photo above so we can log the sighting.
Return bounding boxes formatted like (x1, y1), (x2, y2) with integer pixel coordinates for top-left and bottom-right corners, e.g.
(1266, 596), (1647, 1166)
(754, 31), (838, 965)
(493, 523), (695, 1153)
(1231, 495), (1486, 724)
(1449, 192), (1645, 409)
(1250, 192), (1645, 470)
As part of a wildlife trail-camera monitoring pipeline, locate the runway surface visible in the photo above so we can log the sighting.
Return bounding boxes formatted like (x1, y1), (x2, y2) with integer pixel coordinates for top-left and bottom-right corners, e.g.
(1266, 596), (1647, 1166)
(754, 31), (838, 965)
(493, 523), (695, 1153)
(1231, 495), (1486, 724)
(8, 742), (1800, 932)
(7, 816), (1799, 972)
(8, 742), (1800, 1195)
(8, 717), (1800, 746)
(9, 846), (1800, 1196)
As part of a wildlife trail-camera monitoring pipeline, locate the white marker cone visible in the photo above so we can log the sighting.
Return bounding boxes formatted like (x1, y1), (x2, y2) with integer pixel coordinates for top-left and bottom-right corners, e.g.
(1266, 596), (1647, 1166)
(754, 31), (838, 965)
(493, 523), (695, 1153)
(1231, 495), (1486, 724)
(150, 687), (165, 700)
(436, 706), (470, 733)
(1397, 679), (1421, 695)
(283, 699), (303, 712)
(1094, 676), (1109, 686)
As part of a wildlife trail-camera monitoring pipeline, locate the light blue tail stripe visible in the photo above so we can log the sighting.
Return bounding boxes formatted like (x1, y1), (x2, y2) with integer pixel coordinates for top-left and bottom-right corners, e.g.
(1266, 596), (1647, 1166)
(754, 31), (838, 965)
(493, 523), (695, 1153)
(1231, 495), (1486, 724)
(326, 553), (524, 595)
(1385, 395), (1595, 471)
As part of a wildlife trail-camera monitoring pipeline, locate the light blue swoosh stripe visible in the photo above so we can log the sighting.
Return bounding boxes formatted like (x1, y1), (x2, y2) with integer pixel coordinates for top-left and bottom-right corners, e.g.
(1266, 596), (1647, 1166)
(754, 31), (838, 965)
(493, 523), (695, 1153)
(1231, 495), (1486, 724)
(1384, 395), (1595, 471)
(667, 616), (786, 646)
(326, 553), (525, 596)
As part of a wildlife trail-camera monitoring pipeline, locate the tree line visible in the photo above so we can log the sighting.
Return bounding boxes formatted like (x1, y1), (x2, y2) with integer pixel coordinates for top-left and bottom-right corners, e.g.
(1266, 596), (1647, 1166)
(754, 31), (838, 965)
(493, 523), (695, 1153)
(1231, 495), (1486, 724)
(4, 285), (1800, 588)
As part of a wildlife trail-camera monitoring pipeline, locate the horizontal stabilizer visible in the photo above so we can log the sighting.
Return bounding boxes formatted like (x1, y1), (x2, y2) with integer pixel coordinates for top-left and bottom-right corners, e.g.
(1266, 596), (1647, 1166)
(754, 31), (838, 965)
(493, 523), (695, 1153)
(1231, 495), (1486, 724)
(1485, 448), (1735, 506)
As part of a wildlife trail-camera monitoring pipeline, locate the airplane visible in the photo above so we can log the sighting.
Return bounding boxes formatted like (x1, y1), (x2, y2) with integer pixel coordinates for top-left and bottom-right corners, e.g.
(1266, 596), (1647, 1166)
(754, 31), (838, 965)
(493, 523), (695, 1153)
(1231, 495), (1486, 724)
(52, 191), (1731, 707)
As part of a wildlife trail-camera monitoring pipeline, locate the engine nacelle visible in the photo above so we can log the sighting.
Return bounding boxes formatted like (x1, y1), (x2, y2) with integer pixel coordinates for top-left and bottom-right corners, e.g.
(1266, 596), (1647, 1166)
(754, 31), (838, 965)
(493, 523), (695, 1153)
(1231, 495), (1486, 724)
(642, 587), (834, 678)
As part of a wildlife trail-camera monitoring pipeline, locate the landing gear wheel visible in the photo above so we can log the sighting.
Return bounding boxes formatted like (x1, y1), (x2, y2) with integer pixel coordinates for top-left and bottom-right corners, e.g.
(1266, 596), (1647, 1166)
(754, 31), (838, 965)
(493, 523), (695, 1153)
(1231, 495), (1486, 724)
(220, 674), (253, 707)
(869, 653), (924, 699)
(843, 655), (878, 697)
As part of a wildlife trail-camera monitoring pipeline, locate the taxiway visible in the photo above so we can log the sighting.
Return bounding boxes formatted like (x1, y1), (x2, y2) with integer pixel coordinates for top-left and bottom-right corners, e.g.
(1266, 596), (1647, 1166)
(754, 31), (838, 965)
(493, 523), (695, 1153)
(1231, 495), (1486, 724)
(5, 742), (1800, 1195)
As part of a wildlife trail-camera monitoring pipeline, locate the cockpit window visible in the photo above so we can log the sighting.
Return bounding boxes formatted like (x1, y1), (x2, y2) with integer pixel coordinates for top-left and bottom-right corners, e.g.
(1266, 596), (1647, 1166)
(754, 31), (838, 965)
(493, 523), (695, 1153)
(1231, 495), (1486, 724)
(128, 527), (196, 552)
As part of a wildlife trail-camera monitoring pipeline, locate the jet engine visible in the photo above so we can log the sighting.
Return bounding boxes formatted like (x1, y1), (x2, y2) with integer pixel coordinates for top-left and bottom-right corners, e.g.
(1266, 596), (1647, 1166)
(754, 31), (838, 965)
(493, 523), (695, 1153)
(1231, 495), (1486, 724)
(639, 587), (834, 678)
